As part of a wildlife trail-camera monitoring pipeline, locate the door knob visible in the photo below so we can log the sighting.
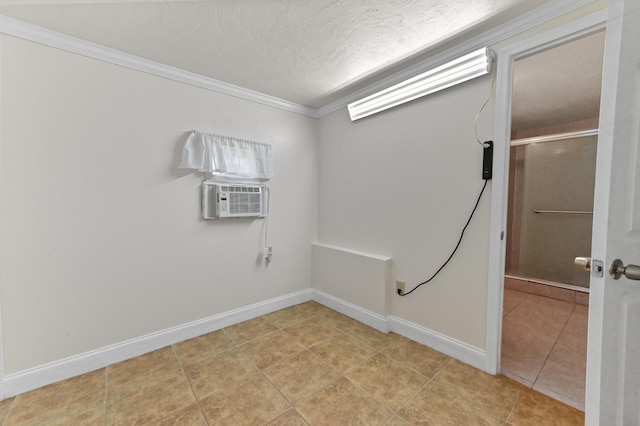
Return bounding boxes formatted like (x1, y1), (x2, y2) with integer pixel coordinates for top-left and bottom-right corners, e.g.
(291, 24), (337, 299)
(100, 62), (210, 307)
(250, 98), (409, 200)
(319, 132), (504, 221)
(574, 257), (591, 271)
(609, 259), (640, 281)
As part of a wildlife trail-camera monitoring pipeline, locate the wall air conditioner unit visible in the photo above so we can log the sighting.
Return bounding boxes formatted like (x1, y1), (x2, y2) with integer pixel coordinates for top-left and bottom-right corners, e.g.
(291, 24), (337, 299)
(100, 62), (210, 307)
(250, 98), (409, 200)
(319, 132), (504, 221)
(201, 181), (267, 219)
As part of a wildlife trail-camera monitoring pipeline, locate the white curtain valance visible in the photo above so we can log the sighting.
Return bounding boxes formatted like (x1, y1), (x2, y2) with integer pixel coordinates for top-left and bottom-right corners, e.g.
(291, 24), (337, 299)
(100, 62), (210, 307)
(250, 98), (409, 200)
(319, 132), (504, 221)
(179, 131), (273, 179)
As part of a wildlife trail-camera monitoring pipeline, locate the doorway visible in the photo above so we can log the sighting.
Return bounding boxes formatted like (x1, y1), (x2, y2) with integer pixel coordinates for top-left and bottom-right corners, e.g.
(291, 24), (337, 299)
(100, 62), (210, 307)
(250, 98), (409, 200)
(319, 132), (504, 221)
(500, 31), (605, 411)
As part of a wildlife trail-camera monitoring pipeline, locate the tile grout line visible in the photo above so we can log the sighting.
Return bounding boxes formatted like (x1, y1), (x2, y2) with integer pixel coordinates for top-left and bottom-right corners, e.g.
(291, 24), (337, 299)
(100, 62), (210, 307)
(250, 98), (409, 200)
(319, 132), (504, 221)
(0, 301), (584, 424)
(531, 302), (577, 388)
(390, 358), (450, 421)
(226, 304), (328, 424)
(503, 289), (529, 318)
(435, 358), (520, 424)
(504, 387), (525, 425)
(264, 305), (340, 425)
(103, 366), (108, 426)
(169, 345), (210, 426)
(1, 396), (17, 426)
(253, 370), (294, 425)
(259, 304), (395, 422)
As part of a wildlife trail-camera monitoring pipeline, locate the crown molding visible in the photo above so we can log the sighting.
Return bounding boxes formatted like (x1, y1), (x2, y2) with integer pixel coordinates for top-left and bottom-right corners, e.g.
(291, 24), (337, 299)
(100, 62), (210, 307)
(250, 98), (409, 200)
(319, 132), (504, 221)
(0, 0), (597, 120)
(0, 15), (318, 118)
(316, 0), (599, 118)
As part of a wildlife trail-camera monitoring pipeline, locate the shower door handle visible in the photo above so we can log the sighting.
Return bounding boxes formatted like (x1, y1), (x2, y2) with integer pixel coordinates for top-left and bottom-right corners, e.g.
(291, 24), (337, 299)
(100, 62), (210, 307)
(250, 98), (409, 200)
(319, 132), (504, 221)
(574, 257), (591, 271)
(609, 259), (640, 281)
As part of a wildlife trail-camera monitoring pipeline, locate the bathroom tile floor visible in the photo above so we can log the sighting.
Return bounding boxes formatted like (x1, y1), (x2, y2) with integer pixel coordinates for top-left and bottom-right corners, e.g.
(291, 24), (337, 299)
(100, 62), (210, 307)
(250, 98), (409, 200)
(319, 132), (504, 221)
(0, 301), (584, 425)
(501, 289), (588, 411)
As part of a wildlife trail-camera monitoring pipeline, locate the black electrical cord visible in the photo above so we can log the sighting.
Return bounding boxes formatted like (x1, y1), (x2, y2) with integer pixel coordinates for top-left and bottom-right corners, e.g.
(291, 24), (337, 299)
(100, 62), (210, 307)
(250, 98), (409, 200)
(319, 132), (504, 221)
(398, 178), (489, 296)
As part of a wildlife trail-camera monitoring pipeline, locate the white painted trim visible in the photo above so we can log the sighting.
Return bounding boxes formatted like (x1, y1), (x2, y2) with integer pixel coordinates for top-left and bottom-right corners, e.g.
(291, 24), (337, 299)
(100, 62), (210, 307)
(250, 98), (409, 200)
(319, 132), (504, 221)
(311, 242), (391, 261)
(310, 289), (489, 372)
(0, 32), (5, 401)
(387, 316), (487, 372)
(316, 0), (597, 118)
(0, 0), (595, 121)
(486, 9), (608, 375)
(0, 289), (312, 399)
(0, 15), (318, 118)
(310, 289), (387, 332)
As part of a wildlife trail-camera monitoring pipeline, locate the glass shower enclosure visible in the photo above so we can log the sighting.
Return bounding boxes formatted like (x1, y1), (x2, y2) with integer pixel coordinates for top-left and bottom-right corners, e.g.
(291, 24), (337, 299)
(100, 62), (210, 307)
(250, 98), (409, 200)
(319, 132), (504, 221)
(505, 133), (597, 289)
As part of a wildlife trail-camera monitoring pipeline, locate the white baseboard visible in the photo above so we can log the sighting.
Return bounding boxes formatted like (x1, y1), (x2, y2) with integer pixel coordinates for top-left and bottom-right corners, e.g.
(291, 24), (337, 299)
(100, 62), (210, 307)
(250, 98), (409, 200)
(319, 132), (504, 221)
(1, 288), (490, 399)
(310, 289), (387, 332)
(386, 316), (487, 372)
(310, 289), (488, 372)
(0, 289), (312, 399)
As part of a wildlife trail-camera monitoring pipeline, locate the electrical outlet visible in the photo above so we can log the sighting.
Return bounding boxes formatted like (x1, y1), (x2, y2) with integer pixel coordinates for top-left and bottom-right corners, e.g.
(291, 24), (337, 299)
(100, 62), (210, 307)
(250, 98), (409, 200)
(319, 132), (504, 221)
(265, 246), (273, 264)
(396, 280), (405, 295)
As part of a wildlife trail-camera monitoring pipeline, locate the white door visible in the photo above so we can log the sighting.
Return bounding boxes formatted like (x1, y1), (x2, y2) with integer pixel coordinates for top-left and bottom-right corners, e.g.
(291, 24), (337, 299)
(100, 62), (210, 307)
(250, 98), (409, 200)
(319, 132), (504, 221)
(585, 0), (640, 423)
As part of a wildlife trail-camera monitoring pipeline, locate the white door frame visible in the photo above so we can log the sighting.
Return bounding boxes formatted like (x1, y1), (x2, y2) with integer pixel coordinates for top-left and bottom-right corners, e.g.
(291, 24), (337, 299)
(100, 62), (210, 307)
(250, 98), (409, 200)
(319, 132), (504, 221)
(485, 9), (608, 375)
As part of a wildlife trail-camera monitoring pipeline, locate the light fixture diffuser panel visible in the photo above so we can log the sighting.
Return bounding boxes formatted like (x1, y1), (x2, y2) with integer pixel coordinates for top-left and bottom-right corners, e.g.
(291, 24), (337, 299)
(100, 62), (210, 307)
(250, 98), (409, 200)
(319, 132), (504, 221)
(348, 48), (492, 121)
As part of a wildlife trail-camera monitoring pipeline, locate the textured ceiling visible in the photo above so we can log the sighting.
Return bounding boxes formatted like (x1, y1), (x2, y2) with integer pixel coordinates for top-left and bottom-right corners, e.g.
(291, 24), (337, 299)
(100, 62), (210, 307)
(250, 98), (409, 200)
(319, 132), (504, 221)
(512, 30), (605, 133)
(0, 0), (553, 108)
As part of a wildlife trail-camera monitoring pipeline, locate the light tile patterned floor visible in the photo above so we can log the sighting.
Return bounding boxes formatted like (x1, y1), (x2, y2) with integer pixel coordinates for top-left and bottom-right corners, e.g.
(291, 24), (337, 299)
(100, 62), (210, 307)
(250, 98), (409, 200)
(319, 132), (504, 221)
(502, 289), (588, 411)
(0, 301), (584, 425)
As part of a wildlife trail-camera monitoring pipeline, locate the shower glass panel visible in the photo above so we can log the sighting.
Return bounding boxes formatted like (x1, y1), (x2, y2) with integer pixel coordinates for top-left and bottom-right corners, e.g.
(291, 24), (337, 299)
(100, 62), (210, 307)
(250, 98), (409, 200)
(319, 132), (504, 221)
(505, 135), (597, 288)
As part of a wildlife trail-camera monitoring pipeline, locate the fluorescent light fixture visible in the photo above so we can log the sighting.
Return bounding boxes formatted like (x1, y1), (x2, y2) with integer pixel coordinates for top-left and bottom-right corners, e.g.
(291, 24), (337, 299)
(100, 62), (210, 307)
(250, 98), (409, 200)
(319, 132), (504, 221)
(347, 48), (493, 121)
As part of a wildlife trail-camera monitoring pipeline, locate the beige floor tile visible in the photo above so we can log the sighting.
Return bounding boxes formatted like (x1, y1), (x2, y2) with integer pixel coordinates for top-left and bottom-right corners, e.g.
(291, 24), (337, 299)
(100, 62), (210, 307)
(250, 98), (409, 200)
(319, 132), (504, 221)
(534, 304), (588, 407)
(309, 332), (377, 374)
(3, 300), (585, 426)
(550, 305), (588, 358)
(501, 295), (574, 382)
(399, 381), (503, 426)
(263, 306), (314, 328)
(433, 360), (523, 421)
(346, 353), (428, 411)
(534, 356), (586, 409)
(199, 374), (290, 426)
(508, 388), (584, 426)
(316, 310), (360, 331)
(295, 300), (331, 316)
(240, 330), (306, 368)
(155, 403), (207, 426)
(296, 377), (393, 425)
(382, 334), (451, 378)
(343, 321), (392, 350)
(6, 369), (105, 426)
(8, 400), (105, 426)
(223, 316), (278, 344)
(283, 317), (340, 348)
(503, 289), (527, 317)
(107, 347), (181, 394)
(106, 369), (197, 425)
(263, 350), (340, 403)
(54, 401), (106, 425)
(266, 409), (309, 425)
(384, 415), (411, 425)
(500, 349), (542, 385)
(182, 348), (259, 400)
(173, 329), (235, 365)
(0, 398), (14, 424)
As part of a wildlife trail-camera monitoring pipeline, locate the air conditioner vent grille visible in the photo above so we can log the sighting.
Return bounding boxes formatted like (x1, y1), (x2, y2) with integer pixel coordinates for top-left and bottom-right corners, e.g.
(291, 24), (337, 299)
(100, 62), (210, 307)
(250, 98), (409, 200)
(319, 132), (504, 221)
(228, 192), (262, 215)
(201, 182), (266, 219)
(219, 186), (261, 193)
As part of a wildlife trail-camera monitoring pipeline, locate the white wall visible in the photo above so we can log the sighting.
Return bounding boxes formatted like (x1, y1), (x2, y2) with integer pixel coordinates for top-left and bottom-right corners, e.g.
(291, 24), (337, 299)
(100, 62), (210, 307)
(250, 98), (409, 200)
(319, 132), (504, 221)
(315, 0), (607, 356)
(0, 35), (318, 375)
(311, 243), (391, 318)
(317, 78), (494, 350)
